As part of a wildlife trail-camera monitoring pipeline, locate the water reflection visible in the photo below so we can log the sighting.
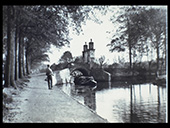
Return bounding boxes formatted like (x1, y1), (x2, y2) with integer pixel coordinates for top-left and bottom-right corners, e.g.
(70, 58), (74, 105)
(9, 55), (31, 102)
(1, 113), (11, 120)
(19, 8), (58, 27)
(57, 83), (96, 111)
(84, 87), (96, 110)
(127, 84), (166, 123)
(56, 82), (166, 123)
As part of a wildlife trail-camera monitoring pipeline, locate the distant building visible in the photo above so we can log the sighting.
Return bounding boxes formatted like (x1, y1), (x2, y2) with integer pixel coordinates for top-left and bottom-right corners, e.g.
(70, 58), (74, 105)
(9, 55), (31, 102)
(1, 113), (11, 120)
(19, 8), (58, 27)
(82, 39), (95, 64)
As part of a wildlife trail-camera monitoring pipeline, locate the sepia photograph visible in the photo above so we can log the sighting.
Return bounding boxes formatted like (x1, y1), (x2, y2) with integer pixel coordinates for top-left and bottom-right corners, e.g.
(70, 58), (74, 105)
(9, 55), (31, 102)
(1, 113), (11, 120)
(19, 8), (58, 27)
(2, 5), (167, 123)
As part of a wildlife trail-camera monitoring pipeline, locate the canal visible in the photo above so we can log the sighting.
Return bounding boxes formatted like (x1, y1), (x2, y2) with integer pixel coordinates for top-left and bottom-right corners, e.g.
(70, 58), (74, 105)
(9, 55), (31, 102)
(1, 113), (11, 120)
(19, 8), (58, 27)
(56, 82), (167, 123)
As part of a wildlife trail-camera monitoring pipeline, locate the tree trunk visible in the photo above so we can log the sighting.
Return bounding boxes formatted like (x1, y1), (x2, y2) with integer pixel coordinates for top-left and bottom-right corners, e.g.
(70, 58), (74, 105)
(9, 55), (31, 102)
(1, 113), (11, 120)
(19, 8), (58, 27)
(127, 18), (132, 74)
(155, 33), (161, 78)
(164, 29), (167, 73)
(26, 50), (30, 75)
(15, 24), (18, 80)
(4, 6), (17, 88)
(156, 41), (159, 77)
(14, 9), (19, 80)
(10, 27), (17, 89)
(22, 43), (26, 76)
(18, 30), (23, 78)
(129, 40), (132, 71)
(148, 61), (151, 77)
(4, 6), (12, 87)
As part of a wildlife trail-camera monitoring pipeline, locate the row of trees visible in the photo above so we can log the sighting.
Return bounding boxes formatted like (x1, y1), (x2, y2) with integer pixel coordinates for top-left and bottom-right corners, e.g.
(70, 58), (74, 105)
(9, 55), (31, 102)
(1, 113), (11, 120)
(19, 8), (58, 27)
(3, 6), (166, 88)
(107, 6), (167, 76)
(3, 5), (96, 88)
(57, 6), (167, 76)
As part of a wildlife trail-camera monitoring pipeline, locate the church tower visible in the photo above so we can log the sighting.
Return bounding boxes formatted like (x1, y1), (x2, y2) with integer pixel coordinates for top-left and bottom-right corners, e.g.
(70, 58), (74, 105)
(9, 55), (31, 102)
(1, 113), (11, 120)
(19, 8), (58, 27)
(88, 39), (95, 63)
(82, 42), (88, 63)
(82, 39), (95, 63)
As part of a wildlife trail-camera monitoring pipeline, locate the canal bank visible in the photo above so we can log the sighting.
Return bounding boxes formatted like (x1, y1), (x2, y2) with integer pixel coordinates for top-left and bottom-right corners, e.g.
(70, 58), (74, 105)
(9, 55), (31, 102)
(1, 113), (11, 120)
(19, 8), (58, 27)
(3, 73), (107, 123)
(53, 68), (167, 123)
(58, 81), (167, 123)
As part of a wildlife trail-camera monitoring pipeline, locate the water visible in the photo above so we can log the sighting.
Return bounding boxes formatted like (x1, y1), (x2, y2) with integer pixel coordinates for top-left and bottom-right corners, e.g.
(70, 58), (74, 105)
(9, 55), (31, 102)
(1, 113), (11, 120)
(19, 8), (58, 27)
(56, 82), (167, 123)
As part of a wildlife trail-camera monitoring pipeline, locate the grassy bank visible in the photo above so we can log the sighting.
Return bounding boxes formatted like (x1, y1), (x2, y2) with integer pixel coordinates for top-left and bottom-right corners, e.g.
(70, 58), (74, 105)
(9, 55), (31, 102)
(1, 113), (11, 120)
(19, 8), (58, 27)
(3, 76), (30, 121)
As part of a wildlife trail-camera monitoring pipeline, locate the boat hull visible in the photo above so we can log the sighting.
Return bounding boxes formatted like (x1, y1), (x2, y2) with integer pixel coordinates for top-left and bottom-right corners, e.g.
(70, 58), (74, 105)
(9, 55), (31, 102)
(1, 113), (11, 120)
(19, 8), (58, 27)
(74, 76), (97, 87)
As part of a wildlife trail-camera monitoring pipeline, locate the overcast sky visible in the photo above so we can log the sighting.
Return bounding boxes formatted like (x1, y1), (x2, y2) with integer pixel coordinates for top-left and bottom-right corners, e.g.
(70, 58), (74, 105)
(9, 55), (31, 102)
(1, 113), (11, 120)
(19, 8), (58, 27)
(44, 6), (166, 65)
(45, 6), (128, 65)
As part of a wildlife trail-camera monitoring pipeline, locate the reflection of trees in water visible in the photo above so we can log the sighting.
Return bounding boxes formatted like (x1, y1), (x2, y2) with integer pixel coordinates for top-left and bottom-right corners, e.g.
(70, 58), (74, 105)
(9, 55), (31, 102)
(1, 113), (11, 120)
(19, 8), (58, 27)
(123, 85), (165, 123)
(61, 82), (166, 123)
(129, 85), (142, 123)
(70, 84), (96, 111)
(84, 87), (96, 110)
(157, 86), (161, 122)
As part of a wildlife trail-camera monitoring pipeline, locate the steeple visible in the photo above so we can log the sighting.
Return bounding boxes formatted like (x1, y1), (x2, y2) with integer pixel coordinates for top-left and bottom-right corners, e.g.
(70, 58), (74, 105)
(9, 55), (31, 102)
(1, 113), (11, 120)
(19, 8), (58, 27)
(82, 39), (95, 63)
(83, 42), (88, 51)
(89, 39), (94, 50)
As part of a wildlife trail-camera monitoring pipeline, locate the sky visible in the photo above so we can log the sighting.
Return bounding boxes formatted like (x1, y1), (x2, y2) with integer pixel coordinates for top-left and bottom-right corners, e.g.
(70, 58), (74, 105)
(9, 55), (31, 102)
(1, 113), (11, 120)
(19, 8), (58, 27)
(44, 6), (164, 65)
(45, 7), (129, 65)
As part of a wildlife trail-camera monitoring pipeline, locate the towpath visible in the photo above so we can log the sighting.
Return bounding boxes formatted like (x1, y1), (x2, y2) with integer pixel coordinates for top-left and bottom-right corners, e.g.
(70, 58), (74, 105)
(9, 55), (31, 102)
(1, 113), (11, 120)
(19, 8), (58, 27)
(4, 73), (107, 123)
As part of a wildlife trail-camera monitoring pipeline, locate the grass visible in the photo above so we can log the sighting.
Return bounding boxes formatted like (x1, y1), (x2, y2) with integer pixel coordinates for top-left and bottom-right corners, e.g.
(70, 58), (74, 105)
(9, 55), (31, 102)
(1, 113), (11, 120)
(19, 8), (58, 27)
(3, 75), (31, 121)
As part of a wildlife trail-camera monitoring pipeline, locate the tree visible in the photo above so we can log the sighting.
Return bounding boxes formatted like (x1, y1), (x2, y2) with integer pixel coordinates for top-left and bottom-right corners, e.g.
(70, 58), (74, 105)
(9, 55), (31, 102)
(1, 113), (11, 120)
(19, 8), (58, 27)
(21, 5), (93, 69)
(127, 7), (167, 75)
(98, 55), (106, 69)
(107, 6), (144, 71)
(4, 6), (12, 87)
(4, 6), (16, 88)
(2, 5), (104, 88)
(59, 51), (73, 63)
(107, 6), (167, 76)
(145, 8), (167, 75)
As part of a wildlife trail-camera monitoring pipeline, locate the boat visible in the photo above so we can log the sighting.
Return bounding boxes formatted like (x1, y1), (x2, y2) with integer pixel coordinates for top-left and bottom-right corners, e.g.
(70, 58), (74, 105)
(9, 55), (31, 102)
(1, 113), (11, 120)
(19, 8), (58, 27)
(74, 76), (97, 87)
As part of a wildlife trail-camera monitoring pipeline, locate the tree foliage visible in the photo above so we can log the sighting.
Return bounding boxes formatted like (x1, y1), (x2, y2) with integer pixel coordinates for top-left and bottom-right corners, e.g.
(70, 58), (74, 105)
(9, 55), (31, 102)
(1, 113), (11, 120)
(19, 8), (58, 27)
(59, 51), (73, 63)
(2, 5), (94, 88)
(107, 6), (167, 72)
(98, 55), (106, 68)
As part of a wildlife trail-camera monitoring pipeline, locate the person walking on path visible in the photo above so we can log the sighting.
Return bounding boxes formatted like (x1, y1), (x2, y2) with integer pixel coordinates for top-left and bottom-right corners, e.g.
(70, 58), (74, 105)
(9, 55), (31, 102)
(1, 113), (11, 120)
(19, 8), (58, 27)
(46, 64), (53, 89)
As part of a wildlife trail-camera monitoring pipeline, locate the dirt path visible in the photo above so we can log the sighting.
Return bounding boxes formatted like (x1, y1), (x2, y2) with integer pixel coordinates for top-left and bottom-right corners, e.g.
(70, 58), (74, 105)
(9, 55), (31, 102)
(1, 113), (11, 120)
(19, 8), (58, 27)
(3, 73), (107, 123)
